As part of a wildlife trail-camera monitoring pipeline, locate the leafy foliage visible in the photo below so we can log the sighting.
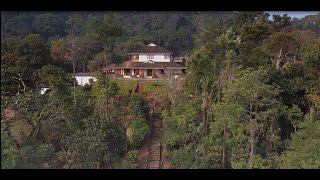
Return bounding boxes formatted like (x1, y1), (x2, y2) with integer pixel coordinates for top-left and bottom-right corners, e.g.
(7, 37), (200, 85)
(128, 93), (148, 118)
(281, 115), (320, 168)
(127, 150), (139, 164)
(126, 118), (150, 148)
(163, 12), (320, 169)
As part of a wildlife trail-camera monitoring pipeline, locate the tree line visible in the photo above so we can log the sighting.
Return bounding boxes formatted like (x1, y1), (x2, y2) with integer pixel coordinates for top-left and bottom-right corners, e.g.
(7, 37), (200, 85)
(1, 11), (153, 168)
(162, 12), (320, 169)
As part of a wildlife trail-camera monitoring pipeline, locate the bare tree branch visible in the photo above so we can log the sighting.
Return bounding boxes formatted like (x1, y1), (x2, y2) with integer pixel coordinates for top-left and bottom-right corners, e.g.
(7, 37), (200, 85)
(11, 74), (26, 94)
(36, 99), (55, 122)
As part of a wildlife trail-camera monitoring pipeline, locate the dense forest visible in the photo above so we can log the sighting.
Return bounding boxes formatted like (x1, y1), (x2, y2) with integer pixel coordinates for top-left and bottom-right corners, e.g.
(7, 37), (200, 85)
(1, 11), (320, 169)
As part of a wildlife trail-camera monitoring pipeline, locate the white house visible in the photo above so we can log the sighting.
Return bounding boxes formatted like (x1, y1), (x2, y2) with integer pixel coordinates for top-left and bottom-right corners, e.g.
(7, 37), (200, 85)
(75, 73), (97, 86)
(129, 43), (173, 62)
(109, 43), (186, 79)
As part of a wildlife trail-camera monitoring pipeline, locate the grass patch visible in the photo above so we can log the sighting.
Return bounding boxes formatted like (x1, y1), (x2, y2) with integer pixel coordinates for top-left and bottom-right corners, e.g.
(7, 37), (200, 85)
(111, 79), (138, 95)
(143, 80), (169, 94)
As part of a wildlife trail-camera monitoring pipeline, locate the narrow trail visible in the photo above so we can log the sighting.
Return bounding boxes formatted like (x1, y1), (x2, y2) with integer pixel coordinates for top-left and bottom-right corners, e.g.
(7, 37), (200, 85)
(136, 80), (150, 168)
(138, 80), (146, 94)
(147, 102), (163, 169)
(136, 80), (164, 169)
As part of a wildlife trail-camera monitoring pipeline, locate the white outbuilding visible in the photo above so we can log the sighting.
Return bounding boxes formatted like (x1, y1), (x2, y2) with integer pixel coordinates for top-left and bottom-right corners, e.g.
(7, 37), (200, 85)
(75, 73), (97, 86)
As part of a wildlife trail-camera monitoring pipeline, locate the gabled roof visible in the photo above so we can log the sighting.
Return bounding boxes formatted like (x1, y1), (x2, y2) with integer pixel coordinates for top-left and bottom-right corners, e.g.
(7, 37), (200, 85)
(129, 43), (173, 54)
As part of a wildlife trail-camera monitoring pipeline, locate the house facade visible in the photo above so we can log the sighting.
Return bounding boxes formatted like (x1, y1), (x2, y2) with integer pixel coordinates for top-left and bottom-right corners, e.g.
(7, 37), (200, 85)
(105, 63), (116, 76)
(108, 43), (186, 79)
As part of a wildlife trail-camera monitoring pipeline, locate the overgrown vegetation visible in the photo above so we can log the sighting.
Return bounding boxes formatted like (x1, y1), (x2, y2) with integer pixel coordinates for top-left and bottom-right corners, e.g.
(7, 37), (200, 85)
(1, 11), (319, 169)
(127, 118), (150, 148)
(163, 12), (320, 169)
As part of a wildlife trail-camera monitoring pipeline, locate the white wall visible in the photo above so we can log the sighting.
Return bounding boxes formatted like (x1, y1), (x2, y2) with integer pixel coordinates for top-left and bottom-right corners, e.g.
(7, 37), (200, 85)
(75, 76), (97, 86)
(139, 54), (171, 62)
(40, 88), (50, 95)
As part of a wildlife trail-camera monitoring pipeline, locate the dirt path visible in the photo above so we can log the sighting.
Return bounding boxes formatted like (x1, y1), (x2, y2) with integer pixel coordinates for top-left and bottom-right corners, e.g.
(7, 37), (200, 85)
(136, 134), (152, 168)
(146, 111), (162, 169)
(136, 80), (168, 169)
(137, 80), (146, 94)
(136, 110), (153, 168)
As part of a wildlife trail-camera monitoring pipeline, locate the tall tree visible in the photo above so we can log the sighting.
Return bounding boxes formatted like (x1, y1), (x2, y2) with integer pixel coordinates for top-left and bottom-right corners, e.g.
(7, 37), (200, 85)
(1, 34), (50, 96)
(61, 117), (126, 168)
(87, 14), (124, 119)
(281, 115), (320, 169)
(223, 68), (280, 168)
(208, 103), (246, 169)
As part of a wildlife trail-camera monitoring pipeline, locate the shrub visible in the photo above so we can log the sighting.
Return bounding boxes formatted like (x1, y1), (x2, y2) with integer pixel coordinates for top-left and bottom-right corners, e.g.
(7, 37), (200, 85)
(171, 144), (194, 168)
(128, 93), (148, 118)
(164, 99), (172, 110)
(127, 150), (139, 164)
(82, 84), (92, 91)
(126, 118), (150, 147)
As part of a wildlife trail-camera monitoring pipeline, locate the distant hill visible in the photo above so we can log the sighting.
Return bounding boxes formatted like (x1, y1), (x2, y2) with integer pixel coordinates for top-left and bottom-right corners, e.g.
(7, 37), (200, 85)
(1, 11), (236, 55)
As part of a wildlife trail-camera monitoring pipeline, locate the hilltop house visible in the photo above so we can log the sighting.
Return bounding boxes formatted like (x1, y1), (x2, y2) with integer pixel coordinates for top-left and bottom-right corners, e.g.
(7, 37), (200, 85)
(107, 43), (186, 79)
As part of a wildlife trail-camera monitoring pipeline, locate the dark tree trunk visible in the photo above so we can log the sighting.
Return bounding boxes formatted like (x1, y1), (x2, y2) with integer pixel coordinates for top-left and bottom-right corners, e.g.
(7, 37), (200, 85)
(249, 100), (258, 169)
(202, 97), (207, 157)
(222, 124), (227, 169)
(249, 119), (255, 169)
(105, 54), (109, 120)
(73, 59), (77, 109)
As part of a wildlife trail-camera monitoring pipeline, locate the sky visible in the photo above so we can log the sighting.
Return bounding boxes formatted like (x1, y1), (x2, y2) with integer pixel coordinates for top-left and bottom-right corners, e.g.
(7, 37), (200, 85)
(266, 11), (319, 19)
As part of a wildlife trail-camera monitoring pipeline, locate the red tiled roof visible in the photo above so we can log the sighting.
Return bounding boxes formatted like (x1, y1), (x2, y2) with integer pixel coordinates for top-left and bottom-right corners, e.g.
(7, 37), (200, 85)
(155, 62), (185, 69)
(115, 60), (185, 69)
(129, 44), (172, 54)
(106, 63), (117, 69)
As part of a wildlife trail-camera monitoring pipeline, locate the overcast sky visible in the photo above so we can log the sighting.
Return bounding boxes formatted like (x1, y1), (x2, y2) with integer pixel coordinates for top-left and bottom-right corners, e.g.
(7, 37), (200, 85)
(266, 11), (319, 19)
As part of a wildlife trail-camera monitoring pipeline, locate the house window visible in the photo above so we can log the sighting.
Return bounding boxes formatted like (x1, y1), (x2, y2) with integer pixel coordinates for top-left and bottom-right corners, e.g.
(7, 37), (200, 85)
(124, 69), (131, 76)
(164, 55), (170, 59)
(147, 55), (154, 59)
